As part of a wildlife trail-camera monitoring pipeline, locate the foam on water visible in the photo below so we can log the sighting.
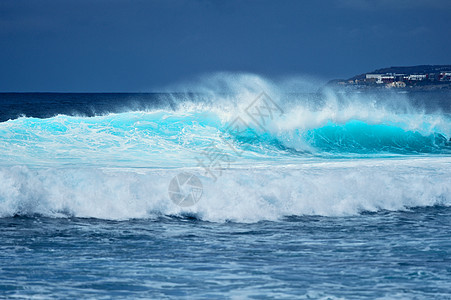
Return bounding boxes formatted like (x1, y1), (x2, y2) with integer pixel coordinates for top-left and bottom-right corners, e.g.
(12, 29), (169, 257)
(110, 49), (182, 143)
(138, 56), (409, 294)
(0, 158), (449, 222)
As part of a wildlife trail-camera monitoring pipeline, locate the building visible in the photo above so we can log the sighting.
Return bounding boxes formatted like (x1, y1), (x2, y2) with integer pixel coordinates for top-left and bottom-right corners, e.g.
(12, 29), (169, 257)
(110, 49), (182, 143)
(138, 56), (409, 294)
(366, 74), (396, 84)
(403, 74), (426, 81)
(366, 74), (382, 84)
(381, 75), (395, 83)
(439, 72), (451, 81)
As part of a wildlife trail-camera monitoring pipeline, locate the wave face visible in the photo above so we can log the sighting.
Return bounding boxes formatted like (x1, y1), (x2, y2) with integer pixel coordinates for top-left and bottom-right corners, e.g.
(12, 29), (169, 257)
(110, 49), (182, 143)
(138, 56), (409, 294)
(0, 110), (449, 167)
(0, 74), (450, 221)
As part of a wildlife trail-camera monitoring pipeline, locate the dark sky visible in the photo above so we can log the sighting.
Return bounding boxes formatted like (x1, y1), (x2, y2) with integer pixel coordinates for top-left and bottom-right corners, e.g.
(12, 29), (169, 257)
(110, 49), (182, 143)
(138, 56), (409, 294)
(1, 0), (450, 92)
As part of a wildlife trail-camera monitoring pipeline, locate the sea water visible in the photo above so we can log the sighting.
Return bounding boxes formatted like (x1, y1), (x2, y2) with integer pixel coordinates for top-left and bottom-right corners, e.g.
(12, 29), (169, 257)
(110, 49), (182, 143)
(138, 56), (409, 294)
(0, 75), (450, 298)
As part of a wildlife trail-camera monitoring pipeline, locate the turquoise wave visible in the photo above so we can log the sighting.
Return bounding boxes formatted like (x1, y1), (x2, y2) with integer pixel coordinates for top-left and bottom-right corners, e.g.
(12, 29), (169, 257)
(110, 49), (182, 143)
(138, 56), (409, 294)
(0, 110), (449, 167)
(303, 120), (449, 154)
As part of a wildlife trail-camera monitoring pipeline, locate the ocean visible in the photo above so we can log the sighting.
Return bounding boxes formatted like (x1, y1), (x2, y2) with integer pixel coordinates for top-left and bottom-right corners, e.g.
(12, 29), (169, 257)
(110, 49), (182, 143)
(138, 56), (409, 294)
(0, 78), (450, 298)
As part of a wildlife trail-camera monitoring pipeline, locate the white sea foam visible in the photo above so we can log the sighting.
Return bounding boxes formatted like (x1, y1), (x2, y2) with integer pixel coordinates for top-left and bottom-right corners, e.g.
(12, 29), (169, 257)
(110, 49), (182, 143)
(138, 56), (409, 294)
(0, 157), (449, 222)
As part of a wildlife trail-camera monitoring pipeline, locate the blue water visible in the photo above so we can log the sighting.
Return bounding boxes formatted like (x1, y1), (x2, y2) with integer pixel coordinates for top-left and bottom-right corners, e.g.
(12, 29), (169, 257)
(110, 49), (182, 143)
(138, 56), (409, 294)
(0, 84), (450, 298)
(1, 208), (450, 299)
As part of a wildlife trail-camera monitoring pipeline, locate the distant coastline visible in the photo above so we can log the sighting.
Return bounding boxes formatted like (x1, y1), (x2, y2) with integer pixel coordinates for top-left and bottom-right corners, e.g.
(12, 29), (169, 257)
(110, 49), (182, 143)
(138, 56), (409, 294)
(328, 65), (451, 90)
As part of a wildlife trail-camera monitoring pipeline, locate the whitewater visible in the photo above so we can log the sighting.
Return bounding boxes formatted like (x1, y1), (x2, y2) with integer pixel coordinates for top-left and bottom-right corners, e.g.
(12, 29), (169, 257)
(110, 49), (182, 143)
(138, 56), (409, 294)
(0, 74), (449, 222)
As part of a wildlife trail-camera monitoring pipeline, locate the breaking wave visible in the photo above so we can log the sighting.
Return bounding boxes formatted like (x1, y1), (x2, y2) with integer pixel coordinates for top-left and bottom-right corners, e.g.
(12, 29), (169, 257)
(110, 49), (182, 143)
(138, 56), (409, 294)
(0, 73), (450, 221)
